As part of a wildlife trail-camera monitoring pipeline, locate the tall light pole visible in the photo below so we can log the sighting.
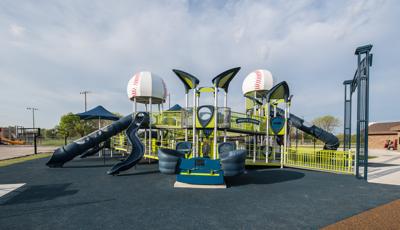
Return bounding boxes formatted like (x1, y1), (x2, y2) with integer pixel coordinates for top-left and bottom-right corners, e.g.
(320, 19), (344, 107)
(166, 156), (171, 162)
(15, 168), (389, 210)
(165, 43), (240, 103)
(80, 91), (91, 111)
(167, 93), (171, 109)
(26, 107), (38, 128)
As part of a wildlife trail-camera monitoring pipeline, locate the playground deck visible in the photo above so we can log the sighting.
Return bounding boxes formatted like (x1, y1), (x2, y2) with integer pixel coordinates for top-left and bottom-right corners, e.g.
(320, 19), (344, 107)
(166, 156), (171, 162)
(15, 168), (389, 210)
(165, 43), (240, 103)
(1, 156), (400, 229)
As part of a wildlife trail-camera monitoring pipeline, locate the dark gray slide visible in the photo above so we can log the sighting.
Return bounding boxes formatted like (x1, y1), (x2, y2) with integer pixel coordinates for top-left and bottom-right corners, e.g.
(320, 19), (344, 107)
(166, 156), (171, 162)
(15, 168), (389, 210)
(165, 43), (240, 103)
(276, 108), (340, 150)
(80, 141), (107, 158)
(46, 113), (147, 167)
(107, 112), (148, 175)
(245, 95), (339, 150)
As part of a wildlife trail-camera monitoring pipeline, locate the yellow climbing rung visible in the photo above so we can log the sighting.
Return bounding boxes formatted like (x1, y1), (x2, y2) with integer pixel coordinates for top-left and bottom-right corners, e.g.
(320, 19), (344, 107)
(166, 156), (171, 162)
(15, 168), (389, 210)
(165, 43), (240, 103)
(144, 154), (159, 160)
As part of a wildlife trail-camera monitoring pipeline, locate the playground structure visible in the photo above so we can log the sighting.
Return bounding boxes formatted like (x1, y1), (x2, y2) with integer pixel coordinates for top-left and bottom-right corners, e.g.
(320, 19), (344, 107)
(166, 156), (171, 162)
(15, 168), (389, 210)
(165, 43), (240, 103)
(0, 127), (26, 145)
(46, 45), (372, 185)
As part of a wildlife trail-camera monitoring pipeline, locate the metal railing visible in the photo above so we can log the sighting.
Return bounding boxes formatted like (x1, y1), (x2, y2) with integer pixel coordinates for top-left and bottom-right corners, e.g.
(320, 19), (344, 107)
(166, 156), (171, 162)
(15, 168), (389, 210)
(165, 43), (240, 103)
(153, 111), (183, 128)
(284, 148), (354, 174)
(229, 112), (266, 133)
(111, 133), (128, 152)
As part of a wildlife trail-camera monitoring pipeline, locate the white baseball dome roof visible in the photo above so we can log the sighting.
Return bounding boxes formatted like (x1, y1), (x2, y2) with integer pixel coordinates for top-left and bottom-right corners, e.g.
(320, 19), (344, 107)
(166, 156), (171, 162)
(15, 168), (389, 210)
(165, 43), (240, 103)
(242, 69), (274, 96)
(127, 71), (167, 104)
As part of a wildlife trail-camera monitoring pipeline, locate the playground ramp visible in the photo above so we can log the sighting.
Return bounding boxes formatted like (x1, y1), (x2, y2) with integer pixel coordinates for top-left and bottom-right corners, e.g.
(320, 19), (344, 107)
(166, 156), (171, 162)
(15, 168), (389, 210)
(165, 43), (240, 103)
(46, 113), (148, 174)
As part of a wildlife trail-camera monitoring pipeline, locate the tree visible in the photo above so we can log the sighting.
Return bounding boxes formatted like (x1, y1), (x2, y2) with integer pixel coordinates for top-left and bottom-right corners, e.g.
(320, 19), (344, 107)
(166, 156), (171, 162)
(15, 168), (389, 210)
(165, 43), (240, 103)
(113, 112), (123, 118)
(312, 115), (341, 133)
(44, 128), (57, 139)
(57, 113), (100, 144)
(57, 113), (81, 143)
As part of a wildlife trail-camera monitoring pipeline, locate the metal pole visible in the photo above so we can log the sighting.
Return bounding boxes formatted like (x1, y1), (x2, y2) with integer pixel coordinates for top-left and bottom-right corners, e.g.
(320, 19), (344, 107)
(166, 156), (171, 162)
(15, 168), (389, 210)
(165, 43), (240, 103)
(283, 102), (288, 166)
(196, 91), (199, 156)
(253, 92), (256, 163)
(84, 93), (87, 111)
(26, 107), (38, 129)
(266, 102), (269, 163)
(253, 134), (256, 163)
(356, 53), (361, 178)
(149, 98), (152, 156)
(144, 104), (147, 154)
(134, 98), (137, 114)
(364, 51), (371, 180)
(343, 83), (347, 151)
(213, 86), (218, 159)
(224, 91), (227, 142)
(168, 93), (171, 109)
(193, 89), (197, 157)
(158, 104), (161, 146)
(98, 117), (101, 157)
(80, 91), (91, 112)
(185, 92), (188, 142)
(32, 109), (35, 129)
(295, 128), (298, 150)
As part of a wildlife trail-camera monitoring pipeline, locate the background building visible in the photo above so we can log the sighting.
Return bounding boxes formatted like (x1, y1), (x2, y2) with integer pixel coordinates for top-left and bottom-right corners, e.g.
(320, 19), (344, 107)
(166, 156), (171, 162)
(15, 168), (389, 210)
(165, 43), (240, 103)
(368, 122), (400, 150)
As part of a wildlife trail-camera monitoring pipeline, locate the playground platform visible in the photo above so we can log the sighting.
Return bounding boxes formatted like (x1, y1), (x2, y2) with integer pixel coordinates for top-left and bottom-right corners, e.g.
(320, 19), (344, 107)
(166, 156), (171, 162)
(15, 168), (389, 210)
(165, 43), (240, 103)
(1, 156), (400, 229)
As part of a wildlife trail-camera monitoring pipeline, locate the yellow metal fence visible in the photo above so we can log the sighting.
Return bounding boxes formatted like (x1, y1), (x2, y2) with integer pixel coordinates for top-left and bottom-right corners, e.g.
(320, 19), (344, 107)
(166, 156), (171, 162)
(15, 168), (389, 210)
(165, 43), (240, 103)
(111, 133), (128, 152)
(284, 148), (354, 174)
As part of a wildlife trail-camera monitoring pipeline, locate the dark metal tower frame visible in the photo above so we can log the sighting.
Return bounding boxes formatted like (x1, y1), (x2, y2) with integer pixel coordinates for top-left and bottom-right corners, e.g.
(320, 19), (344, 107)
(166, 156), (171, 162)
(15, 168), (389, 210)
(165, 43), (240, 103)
(343, 80), (352, 151)
(343, 44), (373, 180)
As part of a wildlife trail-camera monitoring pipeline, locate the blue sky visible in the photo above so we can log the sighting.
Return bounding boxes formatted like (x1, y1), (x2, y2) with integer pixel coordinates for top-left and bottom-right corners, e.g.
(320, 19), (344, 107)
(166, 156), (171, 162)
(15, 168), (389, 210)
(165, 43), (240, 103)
(0, 0), (399, 129)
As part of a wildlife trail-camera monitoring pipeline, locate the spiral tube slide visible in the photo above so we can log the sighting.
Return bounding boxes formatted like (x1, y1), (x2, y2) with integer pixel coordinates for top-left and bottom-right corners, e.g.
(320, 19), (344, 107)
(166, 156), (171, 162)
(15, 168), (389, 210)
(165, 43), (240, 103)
(276, 108), (340, 150)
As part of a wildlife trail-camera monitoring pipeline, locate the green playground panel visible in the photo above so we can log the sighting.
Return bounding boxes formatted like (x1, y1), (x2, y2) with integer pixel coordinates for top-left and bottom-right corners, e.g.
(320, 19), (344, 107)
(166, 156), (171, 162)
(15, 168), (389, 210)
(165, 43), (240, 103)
(152, 110), (271, 135)
(111, 110), (353, 174)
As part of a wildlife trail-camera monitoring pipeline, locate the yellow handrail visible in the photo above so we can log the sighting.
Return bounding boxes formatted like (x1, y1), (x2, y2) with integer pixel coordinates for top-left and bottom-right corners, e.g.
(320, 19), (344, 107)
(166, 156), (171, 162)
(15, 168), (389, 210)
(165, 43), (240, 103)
(284, 148), (354, 174)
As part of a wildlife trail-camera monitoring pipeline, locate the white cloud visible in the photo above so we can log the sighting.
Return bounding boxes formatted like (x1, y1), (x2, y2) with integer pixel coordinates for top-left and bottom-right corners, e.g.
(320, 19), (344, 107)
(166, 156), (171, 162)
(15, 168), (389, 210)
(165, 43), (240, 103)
(0, 0), (399, 129)
(9, 23), (25, 37)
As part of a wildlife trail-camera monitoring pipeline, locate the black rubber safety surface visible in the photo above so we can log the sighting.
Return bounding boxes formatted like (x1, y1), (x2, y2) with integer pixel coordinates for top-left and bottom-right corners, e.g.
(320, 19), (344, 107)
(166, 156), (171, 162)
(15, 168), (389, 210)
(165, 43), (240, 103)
(1, 156), (400, 230)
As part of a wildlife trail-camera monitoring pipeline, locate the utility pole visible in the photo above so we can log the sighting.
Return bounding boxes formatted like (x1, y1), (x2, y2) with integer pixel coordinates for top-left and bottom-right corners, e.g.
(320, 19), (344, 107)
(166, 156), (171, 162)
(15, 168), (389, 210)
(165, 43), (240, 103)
(80, 91), (91, 111)
(26, 107), (39, 154)
(26, 107), (38, 128)
(168, 93), (171, 109)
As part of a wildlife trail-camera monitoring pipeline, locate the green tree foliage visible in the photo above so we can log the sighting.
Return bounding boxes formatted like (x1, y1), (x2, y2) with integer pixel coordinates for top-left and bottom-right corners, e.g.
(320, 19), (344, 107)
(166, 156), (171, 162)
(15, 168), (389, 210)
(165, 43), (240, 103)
(57, 113), (81, 139)
(312, 115), (341, 133)
(113, 112), (123, 118)
(56, 113), (99, 139)
(44, 128), (57, 138)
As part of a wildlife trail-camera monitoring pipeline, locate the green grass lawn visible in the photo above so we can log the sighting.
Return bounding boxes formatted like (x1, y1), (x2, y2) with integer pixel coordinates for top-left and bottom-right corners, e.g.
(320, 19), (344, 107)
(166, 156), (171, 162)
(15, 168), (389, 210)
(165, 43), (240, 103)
(0, 153), (52, 167)
(39, 138), (65, 147)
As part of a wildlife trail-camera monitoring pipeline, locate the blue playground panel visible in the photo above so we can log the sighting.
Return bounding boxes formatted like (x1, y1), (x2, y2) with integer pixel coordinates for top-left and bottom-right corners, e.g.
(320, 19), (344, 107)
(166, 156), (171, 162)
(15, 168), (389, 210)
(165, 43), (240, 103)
(176, 157), (225, 185)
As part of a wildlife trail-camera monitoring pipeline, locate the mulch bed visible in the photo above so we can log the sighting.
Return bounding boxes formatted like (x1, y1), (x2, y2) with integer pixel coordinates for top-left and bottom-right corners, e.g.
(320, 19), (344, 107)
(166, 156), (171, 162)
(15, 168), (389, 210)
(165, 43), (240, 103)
(323, 199), (400, 229)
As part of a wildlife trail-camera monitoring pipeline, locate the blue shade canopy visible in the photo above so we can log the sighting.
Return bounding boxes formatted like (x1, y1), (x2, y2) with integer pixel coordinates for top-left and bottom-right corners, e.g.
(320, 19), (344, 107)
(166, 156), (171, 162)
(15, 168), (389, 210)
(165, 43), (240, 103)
(76, 105), (119, 121)
(167, 104), (183, 111)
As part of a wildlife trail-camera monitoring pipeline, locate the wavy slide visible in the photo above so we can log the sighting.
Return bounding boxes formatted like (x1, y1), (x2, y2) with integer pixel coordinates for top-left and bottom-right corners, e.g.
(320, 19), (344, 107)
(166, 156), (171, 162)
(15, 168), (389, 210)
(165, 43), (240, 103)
(107, 114), (146, 175)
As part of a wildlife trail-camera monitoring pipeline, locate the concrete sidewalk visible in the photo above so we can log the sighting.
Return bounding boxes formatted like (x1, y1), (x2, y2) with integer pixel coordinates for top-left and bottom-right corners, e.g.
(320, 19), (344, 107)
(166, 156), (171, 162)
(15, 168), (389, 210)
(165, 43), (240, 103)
(0, 146), (56, 161)
(368, 149), (400, 186)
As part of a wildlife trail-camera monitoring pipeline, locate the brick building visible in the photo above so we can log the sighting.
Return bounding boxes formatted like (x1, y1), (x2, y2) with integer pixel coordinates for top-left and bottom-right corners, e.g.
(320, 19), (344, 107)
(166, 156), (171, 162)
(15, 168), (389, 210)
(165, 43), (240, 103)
(368, 122), (400, 149)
